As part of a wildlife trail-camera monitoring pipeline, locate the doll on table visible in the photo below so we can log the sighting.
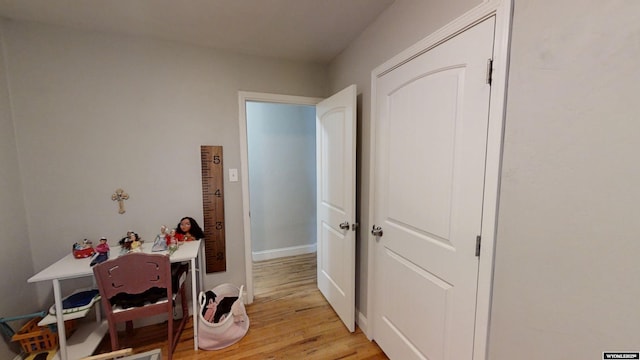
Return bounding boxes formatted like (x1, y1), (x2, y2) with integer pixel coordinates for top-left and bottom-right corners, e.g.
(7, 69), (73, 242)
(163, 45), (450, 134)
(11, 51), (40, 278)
(168, 217), (203, 277)
(119, 230), (133, 253)
(130, 232), (142, 252)
(168, 228), (179, 254)
(152, 225), (170, 252)
(119, 231), (142, 254)
(90, 237), (110, 266)
(174, 216), (205, 243)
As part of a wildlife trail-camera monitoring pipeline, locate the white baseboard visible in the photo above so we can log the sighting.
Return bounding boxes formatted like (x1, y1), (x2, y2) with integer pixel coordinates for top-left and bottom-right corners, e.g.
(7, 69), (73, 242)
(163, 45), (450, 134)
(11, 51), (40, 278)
(357, 310), (373, 340)
(252, 244), (316, 262)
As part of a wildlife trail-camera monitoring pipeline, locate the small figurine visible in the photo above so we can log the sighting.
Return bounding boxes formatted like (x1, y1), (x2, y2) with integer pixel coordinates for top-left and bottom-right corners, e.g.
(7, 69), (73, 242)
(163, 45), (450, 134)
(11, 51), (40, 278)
(130, 232), (142, 252)
(119, 230), (141, 254)
(119, 230), (134, 251)
(90, 237), (110, 266)
(168, 229), (179, 255)
(152, 225), (169, 252)
(96, 237), (109, 254)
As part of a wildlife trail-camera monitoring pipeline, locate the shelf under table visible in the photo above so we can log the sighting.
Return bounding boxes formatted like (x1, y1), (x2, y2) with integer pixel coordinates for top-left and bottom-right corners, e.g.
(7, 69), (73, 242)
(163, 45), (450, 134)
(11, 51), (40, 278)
(51, 320), (108, 360)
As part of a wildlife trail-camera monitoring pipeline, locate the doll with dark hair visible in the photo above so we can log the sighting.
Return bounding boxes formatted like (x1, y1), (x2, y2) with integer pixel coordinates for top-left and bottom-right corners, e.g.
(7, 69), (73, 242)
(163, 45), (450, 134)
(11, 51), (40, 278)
(168, 217), (201, 293)
(118, 230), (141, 253)
(175, 216), (205, 242)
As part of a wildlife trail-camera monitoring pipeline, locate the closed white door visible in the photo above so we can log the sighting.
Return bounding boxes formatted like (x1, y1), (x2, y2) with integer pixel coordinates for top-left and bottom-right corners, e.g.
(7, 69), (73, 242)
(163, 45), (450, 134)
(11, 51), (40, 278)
(372, 18), (495, 359)
(316, 85), (357, 332)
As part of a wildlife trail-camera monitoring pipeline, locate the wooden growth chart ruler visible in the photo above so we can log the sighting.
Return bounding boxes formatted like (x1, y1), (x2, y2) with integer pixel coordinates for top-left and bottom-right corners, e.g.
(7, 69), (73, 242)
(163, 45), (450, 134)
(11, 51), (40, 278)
(200, 145), (226, 273)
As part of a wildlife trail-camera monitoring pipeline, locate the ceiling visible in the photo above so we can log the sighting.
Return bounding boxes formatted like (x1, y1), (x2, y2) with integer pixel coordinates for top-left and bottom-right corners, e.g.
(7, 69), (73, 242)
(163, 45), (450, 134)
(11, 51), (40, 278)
(0, 0), (395, 64)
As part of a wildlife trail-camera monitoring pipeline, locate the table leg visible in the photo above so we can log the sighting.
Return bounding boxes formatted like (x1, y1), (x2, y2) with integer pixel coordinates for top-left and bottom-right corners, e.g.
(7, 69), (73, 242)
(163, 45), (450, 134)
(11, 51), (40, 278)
(53, 279), (67, 360)
(191, 257), (198, 351)
(198, 245), (205, 294)
(92, 277), (102, 323)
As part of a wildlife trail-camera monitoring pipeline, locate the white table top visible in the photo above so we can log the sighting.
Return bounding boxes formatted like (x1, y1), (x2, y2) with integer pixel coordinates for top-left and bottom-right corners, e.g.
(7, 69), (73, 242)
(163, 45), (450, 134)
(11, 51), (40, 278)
(28, 240), (202, 283)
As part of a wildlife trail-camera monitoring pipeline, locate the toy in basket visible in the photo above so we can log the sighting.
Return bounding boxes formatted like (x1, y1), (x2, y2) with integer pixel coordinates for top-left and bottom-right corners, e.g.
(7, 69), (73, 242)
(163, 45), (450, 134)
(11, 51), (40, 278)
(198, 283), (249, 350)
(0, 312), (76, 360)
(72, 239), (95, 258)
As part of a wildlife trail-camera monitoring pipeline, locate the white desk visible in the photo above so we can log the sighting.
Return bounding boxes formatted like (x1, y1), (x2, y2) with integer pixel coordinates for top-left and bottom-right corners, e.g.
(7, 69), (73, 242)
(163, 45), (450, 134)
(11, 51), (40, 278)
(28, 240), (204, 360)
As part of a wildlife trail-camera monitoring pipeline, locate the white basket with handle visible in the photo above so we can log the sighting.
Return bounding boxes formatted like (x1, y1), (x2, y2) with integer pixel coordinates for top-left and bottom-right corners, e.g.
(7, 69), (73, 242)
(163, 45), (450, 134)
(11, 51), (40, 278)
(198, 283), (249, 350)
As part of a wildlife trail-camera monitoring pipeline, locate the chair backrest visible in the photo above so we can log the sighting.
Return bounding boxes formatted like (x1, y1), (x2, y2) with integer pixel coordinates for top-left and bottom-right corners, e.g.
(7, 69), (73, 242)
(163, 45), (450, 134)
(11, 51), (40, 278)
(93, 252), (184, 360)
(93, 252), (172, 301)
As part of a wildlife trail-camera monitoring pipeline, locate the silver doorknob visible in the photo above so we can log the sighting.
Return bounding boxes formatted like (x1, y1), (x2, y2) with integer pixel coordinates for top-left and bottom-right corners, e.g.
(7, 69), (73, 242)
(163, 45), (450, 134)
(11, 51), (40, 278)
(371, 225), (383, 237)
(339, 221), (350, 230)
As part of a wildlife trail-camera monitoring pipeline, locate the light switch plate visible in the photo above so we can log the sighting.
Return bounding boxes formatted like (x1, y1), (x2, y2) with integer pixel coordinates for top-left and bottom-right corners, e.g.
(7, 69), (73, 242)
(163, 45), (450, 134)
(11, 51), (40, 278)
(229, 168), (238, 182)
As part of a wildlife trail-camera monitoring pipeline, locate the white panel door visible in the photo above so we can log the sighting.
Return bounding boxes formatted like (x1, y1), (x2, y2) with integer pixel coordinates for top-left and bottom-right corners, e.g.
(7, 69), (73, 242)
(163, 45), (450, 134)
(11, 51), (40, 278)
(316, 85), (357, 332)
(372, 18), (495, 359)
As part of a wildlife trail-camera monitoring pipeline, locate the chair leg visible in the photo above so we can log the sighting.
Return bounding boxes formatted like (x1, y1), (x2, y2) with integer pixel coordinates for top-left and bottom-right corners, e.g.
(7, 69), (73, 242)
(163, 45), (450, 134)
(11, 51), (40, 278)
(108, 322), (119, 351)
(181, 286), (188, 319)
(167, 313), (174, 360)
(170, 285), (189, 358)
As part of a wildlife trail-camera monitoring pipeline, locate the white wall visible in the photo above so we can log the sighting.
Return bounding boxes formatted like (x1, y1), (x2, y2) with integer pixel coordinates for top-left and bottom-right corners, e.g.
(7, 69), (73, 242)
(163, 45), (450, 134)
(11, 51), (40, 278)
(488, 0), (640, 358)
(328, 0), (481, 321)
(0, 24), (39, 359)
(1, 20), (327, 309)
(246, 102), (316, 257)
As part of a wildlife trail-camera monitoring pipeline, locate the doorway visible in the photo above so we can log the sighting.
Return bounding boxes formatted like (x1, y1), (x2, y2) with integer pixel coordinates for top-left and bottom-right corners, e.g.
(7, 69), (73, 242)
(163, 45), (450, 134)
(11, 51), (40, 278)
(246, 101), (316, 261)
(239, 87), (358, 332)
(239, 92), (323, 303)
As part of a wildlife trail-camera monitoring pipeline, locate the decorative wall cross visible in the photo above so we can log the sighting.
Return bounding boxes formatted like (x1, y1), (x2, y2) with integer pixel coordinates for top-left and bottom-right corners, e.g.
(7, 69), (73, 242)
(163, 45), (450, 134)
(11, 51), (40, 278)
(111, 188), (129, 214)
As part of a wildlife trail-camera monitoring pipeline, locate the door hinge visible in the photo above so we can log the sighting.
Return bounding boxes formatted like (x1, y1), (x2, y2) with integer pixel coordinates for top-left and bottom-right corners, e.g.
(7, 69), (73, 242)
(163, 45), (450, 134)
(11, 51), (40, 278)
(486, 59), (493, 85)
(475, 235), (482, 257)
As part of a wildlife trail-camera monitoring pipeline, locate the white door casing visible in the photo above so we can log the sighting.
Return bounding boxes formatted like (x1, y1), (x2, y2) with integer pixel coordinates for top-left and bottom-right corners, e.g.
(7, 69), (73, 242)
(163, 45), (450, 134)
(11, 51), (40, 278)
(371, 16), (497, 360)
(316, 85), (357, 332)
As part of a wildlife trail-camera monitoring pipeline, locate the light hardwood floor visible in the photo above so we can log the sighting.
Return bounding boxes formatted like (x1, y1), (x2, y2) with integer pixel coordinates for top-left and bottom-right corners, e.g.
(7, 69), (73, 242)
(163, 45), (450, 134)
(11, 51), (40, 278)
(94, 253), (388, 359)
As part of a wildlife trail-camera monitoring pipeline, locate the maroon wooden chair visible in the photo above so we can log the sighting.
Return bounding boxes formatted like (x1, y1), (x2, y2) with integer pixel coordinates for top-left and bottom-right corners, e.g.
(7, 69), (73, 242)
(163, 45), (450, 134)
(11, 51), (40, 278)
(92, 252), (188, 360)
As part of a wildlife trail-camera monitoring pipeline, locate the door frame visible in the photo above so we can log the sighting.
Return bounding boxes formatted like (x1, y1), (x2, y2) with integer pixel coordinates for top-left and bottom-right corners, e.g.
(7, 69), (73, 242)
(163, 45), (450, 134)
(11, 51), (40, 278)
(367, 0), (512, 359)
(238, 91), (323, 304)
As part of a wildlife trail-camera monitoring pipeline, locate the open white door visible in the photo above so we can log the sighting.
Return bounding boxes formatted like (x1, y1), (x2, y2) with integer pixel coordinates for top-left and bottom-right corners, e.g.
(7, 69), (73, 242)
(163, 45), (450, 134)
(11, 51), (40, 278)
(316, 84), (357, 332)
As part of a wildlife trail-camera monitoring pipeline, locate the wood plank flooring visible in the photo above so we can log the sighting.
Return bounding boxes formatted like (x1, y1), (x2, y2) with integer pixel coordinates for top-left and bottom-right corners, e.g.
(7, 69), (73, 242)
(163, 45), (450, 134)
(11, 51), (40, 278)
(94, 253), (388, 359)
